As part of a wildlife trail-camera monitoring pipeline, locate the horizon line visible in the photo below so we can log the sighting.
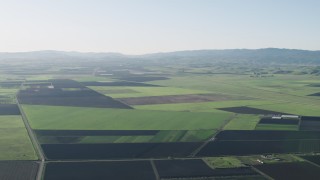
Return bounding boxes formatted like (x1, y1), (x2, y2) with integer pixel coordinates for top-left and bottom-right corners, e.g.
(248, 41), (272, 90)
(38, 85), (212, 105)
(0, 47), (319, 56)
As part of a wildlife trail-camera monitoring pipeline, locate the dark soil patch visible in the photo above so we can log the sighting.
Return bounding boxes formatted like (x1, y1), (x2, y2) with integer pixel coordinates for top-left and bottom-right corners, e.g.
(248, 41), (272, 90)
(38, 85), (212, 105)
(308, 84), (320, 87)
(17, 79), (132, 109)
(18, 96), (132, 108)
(41, 142), (201, 160)
(300, 121), (320, 131)
(0, 104), (20, 115)
(196, 140), (320, 156)
(154, 159), (257, 178)
(19, 88), (101, 98)
(218, 106), (285, 115)
(308, 93), (320, 96)
(0, 161), (38, 180)
(301, 155), (320, 166)
(213, 175), (267, 180)
(300, 116), (320, 131)
(44, 161), (156, 180)
(81, 81), (160, 87)
(117, 94), (239, 105)
(215, 130), (320, 141)
(35, 130), (159, 136)
(301, 116), (320, 121)
(197, 130), (320, 156)
(259, 118), (299, 125)
(254, 162), (320, 180)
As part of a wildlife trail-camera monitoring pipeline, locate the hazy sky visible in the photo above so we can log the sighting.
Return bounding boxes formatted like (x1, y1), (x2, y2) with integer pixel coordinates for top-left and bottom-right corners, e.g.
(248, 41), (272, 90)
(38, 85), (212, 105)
(0, 0), (319, 54)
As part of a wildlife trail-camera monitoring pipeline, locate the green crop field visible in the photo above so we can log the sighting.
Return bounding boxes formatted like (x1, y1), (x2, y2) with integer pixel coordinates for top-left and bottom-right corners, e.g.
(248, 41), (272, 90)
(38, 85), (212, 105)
(0, 115), (37, 160)
(223, 114), (260, 130)
(0, 50), (320, 180)
(151, 75), (320, 106)
(204, 156), (246, 168)
(134, 100), (275, 112)
(88, 86), (213, 98)
(255, 124), (299, 131)
(23, 105), (230, 130)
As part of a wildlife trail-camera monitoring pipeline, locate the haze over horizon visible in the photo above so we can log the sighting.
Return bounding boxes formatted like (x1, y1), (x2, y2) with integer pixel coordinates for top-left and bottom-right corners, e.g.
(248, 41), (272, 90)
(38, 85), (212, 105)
(1, 48), (320, 56)
(1, 0), (319, 54)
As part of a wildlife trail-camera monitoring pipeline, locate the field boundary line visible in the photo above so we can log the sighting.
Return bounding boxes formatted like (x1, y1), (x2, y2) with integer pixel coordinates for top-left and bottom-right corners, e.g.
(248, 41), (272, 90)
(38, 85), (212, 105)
(17, 97), (45, 180)
(301, 158), (320, 168)
(150, 160), (160, 180)
(251, 166), (274, 180)
(189, 114), (236, 157)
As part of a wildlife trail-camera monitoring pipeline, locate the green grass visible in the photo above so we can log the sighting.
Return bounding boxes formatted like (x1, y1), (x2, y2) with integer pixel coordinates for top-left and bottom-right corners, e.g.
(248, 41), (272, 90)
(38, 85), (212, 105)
(134, 100), (274, 113)
(113, 136), (154, 143)
(203, 157), (246, 168)
(255, 124), (299, 130)
(0, 116), (37, 160)
(151, 74), (320, 107)
(72, 76), (114, 82)
(223, 114), (260, 130)
(23, 105), (230, 130)
(25, 75), (55, 81)
(0, 88), (18, 103)
(88, 86), (213, 98)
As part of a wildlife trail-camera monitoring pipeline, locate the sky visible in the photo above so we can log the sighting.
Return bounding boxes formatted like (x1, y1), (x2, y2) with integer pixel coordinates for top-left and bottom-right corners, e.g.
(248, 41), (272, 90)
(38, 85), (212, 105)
(0, 0), (319, 54)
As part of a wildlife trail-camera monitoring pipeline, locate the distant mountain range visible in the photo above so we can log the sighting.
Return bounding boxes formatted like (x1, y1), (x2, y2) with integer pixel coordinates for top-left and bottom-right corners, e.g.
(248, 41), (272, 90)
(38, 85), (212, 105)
(1, 48), (320, 64)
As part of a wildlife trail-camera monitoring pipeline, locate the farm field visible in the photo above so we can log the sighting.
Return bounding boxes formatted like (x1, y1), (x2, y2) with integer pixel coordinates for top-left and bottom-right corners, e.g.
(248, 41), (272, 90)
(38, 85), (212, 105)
(203, 157), (246, 168)
(196, 130), (320, 156)
(0, 87), (18, 104)
(151, 75), (320, 107)
(117, 93), (250, 105)
(154, 159), (258, 178)
(22, 105), (229, 130)
(0, 161), (39, 180)
(1, 60), (320, 179)
(0, 104), (21, 115)
(88, 86), (214, 98)
(15, 74), (320, 178)
(41, 142), (202, 159)
(44, 161), (156, 180)
(134, 100), (275, 112)
(248, 103), (320, 116)
(255, 124), (299, 130)
(0, 115), (37, 160)
(254, 162), (320, 180)
(223, 114), (260, 130)
(35, 130), (215, 144)
(18, 79), (132, 109)
(196, 140), (320, 156)
(300, 116), (320, 130)
(301, 155), (320, 166)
